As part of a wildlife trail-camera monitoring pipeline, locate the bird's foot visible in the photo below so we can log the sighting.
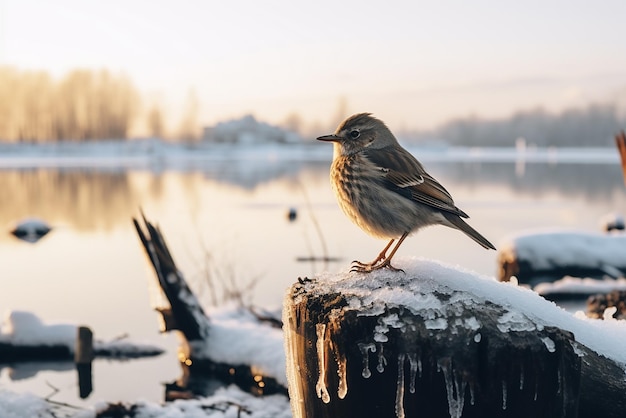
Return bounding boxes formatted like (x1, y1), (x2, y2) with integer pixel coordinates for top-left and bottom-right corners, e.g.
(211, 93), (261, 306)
(350, 259), (404, 274)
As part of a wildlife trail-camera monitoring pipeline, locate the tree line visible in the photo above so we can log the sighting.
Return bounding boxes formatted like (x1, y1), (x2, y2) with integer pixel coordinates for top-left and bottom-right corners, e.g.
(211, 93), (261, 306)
(0, 67), (205, 143)
(417, 103), (626, 147)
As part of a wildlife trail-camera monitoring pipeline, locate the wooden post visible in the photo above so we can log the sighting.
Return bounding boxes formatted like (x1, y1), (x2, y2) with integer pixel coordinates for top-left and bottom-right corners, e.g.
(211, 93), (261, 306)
(283, 263), (626, 418)
(75, 326), (94, 399)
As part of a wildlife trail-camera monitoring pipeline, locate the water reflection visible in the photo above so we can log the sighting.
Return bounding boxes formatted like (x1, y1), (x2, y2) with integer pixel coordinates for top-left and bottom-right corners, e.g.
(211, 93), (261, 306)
(1, 160), (623, 238)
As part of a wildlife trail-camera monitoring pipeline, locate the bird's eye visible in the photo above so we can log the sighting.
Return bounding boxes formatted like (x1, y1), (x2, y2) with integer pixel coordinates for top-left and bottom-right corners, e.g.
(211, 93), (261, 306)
(349, 130), (360, 139)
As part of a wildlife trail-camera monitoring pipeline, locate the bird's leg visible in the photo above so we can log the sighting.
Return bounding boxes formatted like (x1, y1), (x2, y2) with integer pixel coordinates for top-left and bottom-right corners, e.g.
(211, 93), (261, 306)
(351, 238), (395, 271)
(351, 233), (408, 273)
(373, 232), (409, 272)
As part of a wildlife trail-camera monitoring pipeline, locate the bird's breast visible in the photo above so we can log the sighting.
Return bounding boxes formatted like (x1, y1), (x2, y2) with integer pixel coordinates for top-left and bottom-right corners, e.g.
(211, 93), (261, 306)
(330, 155), (417, 238)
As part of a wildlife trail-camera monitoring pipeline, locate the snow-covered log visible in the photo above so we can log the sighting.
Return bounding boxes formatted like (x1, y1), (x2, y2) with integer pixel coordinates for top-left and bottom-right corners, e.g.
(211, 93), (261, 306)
(497, 231), (626, 286)
(0, 311), (163, 361)
(283, 258), (626, 418)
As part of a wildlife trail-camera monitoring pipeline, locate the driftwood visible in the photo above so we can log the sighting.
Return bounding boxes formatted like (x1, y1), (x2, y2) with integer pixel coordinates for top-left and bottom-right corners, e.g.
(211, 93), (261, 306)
(133, 213), (286, 397)
(284, 261), (626, 418)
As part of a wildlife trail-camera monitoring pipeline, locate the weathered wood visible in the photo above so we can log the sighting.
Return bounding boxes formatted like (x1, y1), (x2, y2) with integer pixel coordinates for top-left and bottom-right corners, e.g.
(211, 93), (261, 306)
(75, 326), (94, 364)
(133, 213), (287, 397)
(75, 326), (94, 398)
(284, 264), (626, 418)
(133, 212), (210, 342)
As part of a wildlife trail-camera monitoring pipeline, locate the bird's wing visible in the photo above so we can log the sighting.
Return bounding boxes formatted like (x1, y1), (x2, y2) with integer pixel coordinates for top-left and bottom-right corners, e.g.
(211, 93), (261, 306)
(363, 145), (469, 218)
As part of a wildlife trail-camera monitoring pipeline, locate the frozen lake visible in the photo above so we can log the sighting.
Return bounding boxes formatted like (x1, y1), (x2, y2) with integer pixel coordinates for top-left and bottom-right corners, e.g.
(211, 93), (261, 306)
(0, 144), (624, 408)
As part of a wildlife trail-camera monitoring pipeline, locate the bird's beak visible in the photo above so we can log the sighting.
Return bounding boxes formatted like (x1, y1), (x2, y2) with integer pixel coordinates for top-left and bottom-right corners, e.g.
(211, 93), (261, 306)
(317, 134), (341, 142)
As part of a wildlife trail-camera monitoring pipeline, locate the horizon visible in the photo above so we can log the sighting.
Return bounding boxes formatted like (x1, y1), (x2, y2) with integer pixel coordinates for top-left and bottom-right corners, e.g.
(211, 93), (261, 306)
(2, 0), (626, 132)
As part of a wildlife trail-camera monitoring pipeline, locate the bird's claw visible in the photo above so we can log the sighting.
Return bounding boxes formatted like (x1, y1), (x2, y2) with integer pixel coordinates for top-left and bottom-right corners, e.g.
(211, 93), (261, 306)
(350, 259), (404, 274)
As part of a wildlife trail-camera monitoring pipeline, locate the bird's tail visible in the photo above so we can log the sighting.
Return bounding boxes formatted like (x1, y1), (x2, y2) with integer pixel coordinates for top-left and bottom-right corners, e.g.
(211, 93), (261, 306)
(442, 212), (496, 250)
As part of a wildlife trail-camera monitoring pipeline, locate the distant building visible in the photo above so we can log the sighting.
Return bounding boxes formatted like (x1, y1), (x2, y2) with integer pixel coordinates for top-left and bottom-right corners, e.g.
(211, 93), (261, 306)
(202, 115), (302, 144)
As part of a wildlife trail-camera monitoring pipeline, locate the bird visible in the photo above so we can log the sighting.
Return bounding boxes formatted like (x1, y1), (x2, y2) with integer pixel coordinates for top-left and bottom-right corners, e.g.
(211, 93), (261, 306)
(317, 113), (495, 273)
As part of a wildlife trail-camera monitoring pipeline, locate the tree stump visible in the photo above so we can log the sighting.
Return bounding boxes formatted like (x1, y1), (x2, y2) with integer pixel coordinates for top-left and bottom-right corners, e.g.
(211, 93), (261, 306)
(284, 259), (626, 418)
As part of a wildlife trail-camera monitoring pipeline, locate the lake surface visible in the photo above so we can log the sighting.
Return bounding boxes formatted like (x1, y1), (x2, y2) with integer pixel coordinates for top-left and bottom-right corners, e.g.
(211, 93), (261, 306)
(0, 145), (624, 407)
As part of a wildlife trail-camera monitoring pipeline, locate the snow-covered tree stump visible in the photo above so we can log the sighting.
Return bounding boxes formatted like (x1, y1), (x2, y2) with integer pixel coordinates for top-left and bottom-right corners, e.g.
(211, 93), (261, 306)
(284, 258), (626, 418)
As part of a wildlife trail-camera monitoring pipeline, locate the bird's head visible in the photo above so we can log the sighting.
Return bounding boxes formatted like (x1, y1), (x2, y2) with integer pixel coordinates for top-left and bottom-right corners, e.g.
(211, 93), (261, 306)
(317, 113), (397, 156)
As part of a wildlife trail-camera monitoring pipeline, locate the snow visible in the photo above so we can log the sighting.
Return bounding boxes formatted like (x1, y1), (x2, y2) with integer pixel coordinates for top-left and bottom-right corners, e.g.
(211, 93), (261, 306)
(499, 229), (626, 278)
(194, 304), (286, 387)
(0, 390), (51, 418)
(0, 385), (291, 418)
(535, 276), (626, 297)
(0, 310), (163, 356)
(0, 311), (75, 348)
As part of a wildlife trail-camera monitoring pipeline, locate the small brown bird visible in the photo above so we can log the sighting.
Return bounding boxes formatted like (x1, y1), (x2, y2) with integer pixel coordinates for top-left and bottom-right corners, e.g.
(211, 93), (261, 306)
(318, 113), (495, 273)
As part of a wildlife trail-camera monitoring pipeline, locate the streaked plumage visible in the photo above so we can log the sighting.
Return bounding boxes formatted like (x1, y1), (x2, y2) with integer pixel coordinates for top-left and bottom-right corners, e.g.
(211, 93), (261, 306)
(318, 113), (495, 272)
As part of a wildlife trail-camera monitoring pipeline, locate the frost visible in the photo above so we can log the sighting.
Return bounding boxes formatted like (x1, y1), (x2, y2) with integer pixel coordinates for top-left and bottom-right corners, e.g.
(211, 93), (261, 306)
(425, 318), (448, 330)
(541, 336), (556, 353)
(497, 311), (535, 333)
(464, 316), (481, 331)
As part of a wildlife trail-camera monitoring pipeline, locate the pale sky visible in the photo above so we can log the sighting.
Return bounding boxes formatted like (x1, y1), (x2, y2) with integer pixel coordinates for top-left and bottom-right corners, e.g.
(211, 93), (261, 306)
(2, 0), (626, 131)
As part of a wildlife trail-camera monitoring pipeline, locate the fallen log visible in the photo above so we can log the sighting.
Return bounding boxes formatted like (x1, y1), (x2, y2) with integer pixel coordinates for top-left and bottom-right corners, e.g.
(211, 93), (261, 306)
(133, 213), (287, 396)
(283, 258), (626, 418)
(497, 231), (626, 286)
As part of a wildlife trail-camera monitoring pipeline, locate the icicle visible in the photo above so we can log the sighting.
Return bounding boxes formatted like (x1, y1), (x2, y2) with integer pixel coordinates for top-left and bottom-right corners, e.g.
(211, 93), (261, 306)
(557, 368), (562, 395)
(438, 359), (467, 418)
(502, 380), (508, 410)
(417, 357), (423, 378)
(315, 323), (330, 403)
(377, 343), (387, 373)
(358, 342), (376, 378)
(473, 333), (481, 343)
(469, 381), (475, 406)
(534, 381), (538, 401)
(407, 353), (418, 394)
(395, 354), (406, 418)
(519, 363), (525, 390)
(337, 350), (348, 399)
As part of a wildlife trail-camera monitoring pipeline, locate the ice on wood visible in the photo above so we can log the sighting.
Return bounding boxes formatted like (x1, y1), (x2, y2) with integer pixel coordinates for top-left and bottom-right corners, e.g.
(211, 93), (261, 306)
(284, 256), (626, 418)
